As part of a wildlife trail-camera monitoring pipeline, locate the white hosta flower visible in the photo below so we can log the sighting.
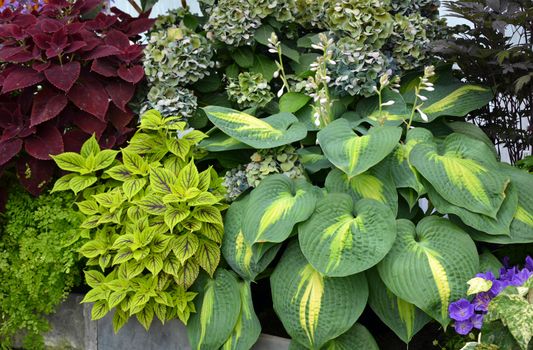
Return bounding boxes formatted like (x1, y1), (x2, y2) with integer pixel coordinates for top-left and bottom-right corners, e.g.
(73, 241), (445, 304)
(381, 100), (395, 106)
(417, 107), (429, 122)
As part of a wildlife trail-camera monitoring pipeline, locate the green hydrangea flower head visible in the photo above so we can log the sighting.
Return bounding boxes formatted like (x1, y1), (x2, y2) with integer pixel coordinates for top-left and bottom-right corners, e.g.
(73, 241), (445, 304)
(143, 86), (198, 119)
(330, 37), (390, 97)
(152, 7), (191, 31)
(388, 13), (432, 71)
(227, 72), (274, 109)
(223, 167), (250, 201)
(144, 26), (214, 87)
(245, 145), (306, 187)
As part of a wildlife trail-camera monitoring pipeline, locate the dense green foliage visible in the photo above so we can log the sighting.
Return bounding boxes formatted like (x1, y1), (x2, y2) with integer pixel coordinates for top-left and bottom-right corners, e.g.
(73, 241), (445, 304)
(0, 187), (83, 349)
(51, 111), (227, 332)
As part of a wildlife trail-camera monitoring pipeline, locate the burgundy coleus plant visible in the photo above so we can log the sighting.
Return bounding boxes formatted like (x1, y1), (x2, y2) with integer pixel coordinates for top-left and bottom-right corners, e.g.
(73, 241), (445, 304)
(0, 0), (154, 195)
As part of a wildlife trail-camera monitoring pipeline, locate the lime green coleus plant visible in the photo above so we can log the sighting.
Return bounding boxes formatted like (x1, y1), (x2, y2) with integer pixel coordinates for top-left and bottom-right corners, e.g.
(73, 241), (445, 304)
(51, 110), (227, 332)
(185, 67), (533, 350)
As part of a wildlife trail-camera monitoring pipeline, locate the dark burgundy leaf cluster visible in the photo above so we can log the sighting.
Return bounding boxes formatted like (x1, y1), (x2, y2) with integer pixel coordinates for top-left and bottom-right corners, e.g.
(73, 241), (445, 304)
(0, 0), (154, 195)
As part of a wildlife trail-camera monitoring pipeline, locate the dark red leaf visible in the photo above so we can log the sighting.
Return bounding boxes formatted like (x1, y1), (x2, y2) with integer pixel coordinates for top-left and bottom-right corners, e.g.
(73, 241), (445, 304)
(117, 64), (144, 84)
(30, 88), (68, 127)
(68, 75), (109, 120)
(12, 14), (37, 29)
(24, 124), (64, 160)
(106, 80), (134, 112)
(91, 58), (117, 77)
(63, 129), (88, 152)
(32, 61), (51, 72)
(73, 111), (107, 138)
(31, 32), (51, 49)
(122, 18), (155, 37)
(117, 44), (143, 63)
(1, 67), (43, 94)
(0, 138), (22, 166)
(16, 156), (55, 196)
(65, 22), (85, 34)
(108, 104), (134, 132)
(0, 24), (26, 39)
(105, 29), (130, 50)
(84, 44), (122, 60)
(39, 18), (63, 33)
(0, 46), (26, 61)
(45, 28), (68, 58)
(85, 13), (117, 31)
(44, 61), (81, 92)
(65, 40), (87, 53)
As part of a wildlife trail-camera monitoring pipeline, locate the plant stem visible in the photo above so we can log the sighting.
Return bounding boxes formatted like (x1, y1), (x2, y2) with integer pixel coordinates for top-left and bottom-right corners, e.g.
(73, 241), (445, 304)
(127, 0), (143, 14)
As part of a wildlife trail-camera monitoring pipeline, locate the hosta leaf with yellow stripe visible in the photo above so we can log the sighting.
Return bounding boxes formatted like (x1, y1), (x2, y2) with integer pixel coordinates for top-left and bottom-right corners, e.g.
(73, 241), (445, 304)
(199, 132), (254, 152)
(325, 167), (398, 215)
(299, 193), (396, 277)
(203, 106), (307, 149)
(378, 217), (479, 327)
(410, 131), (509, 218)
(317, 118), (402, 178)
(356, 88), (409, 126)
(222, 195), (281, 281)
(271, 242), (368, 349)
(289, 323), (379, 350)
(187, 269), (241, 350)
(243, 175), (318, 245)
(424, 179), (517, 236)
(366, 269), (430, 344)
(221, 281), (261, 350)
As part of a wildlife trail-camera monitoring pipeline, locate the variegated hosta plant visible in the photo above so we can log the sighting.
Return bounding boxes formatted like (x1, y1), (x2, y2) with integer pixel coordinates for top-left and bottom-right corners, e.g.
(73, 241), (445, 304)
(185, 66), (533, 349)
(50, 110), (227, 332)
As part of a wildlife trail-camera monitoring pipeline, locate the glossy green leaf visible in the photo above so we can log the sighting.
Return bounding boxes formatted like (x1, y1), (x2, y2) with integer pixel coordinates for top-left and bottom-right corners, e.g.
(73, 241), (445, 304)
(187, 269), (241, 350)
(299, 194), (396, 277)
(93, 150), (118, 171)
(80, 135), (100, 157)
(356, 88), (409, 126)
(221, 281), (261, 350)
(203, 106), (307, 149)
(279, 92), (311, 113)
(378, 217), (479, 327)
(123, 178), (147, 199)
(271, 242), (368, 349)
(69, 175), (97, 194)
(410, 131), (509, 218)
(366, 269), (430, 343)
(324, 323), (379, 350)
(222, 195), (280, 281)
(296, 146), (332, 174)
(52, 152), (87, 173)
(317, 119), (402, 178)
(199, 133), (254, 152)
(150, 168), (176, 194)
(196, 239), (221, 276)
(243, 175), (318, 244)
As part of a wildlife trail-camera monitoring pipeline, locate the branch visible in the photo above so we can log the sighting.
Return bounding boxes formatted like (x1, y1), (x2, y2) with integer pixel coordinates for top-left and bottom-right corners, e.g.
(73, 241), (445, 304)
(127, 0), (143, 14)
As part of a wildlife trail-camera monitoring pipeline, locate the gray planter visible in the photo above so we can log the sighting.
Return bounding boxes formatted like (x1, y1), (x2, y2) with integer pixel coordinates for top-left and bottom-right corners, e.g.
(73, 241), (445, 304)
(31, 294), (290, 350)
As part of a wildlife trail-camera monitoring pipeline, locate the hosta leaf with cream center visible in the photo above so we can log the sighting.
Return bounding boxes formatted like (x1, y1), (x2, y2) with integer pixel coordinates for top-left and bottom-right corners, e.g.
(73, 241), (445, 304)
(289, 323), (379, 350)
(317, 118), (402, 178)
(203, 106), (307, 148)
(378, 217), (479, 327)
(299, 194), (396, 277)
(271, 242), (368, 350)
(410, 130), (509, 218)
(243, 175), (319, 245)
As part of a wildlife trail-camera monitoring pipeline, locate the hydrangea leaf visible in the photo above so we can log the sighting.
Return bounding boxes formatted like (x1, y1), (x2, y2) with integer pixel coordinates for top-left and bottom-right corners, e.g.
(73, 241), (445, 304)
(221, 281), (261, 350)
(299, 194), (396, 277)
(325, 167), (398, 215)
(317, 118), (402, 178)
(378, 217), (479, 327)
(366, 269), (430, 344)
(222, 195), (281, 281)
(243, 175), (318, 245)
(187, 269), (241, 350)
(271, 242), (368, 350)
(203, 106), (307, 149)
(410, 131), (509, 218)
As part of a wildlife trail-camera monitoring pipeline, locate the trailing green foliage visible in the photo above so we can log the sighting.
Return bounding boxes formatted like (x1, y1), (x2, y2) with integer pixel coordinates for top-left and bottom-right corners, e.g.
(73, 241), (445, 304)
(0, 186), (83, 349)
(51, 110), (227, 332)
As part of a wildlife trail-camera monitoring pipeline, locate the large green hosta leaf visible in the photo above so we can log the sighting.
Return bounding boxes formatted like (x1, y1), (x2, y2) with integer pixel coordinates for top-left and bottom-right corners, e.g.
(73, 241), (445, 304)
(299, 193), (396, 277)
(355, 88), (409, 127)
(271, 242), (368, 349)
(410, 131), (509, 218)
(199, 132), (253, 152)
(317, 118), (402, 178)
(425, 180), (518, 236)
(221, 281), (261, 350)
(187, 269), (241, 350)
(243, 175), (319, 245)
(366, 269), (430, 343)
(289, 323), (379, 350)
(222, 195), (280, 281)
(378, 217), (479, 327)
(203, 106), (307, 148)
(325, 167), (398, 215)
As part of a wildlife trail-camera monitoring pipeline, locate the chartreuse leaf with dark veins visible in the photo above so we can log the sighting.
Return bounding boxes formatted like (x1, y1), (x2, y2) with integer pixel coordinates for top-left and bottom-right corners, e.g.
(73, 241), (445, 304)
(221, 281), (261, 350)
(317, 118), (402, 178)
(203, 106), (307, 149)
(243, 175), (319, 245)
(289, 323), (379, 350)
(271, 242), (368, 350)
(366, 269), (430, 344)
(187, 269), (241, 350)
(378, 217), (479, 327)
(325, 167), (398, 215)
(222, 195), (281, 281)
(410, 131), (509, 218)
(299, 193), (396, 277)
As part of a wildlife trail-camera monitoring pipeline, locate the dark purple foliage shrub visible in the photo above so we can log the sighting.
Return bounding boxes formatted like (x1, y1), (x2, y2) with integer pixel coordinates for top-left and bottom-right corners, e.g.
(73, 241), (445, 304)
(0, 0), (154, 195)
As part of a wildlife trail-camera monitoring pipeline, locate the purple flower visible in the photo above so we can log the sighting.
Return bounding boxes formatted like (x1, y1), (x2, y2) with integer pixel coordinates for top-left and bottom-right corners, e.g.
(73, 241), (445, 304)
(525, 256), (533, 272)
(510, 268), (532, 286)
(471, 314), (484, 329)
(476, 271), (496, 281)
(489, 280), (506, 297)
(454, 320), (474, 335)
(449, 299), (475, 321)
(472, 292), (492, 312)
